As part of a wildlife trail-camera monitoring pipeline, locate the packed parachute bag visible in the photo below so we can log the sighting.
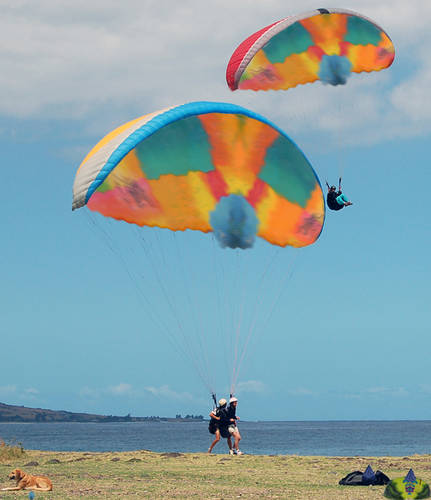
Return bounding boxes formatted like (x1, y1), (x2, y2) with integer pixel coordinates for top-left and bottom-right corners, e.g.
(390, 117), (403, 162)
(339, 465), (390, 486)
(384, 469), (430, 499)
(208, 419), (218, 435)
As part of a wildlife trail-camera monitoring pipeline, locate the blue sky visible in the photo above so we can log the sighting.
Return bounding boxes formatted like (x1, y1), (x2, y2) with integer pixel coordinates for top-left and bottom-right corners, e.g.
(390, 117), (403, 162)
(1, 0), (430, 421)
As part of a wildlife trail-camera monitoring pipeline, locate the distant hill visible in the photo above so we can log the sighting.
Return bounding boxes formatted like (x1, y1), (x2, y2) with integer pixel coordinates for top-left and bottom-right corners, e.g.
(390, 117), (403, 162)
(0, 402), (203, 423)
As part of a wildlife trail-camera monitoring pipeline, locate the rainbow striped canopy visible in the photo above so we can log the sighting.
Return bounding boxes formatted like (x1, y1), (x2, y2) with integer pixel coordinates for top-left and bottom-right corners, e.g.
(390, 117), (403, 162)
(226, 8), (395, 91)
(72, 102), (325, 248)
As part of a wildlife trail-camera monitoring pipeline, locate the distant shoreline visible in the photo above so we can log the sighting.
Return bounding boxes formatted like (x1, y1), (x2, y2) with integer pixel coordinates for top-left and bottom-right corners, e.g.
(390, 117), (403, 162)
(0, 419), (206, 424)
(0, 401), (203, 424)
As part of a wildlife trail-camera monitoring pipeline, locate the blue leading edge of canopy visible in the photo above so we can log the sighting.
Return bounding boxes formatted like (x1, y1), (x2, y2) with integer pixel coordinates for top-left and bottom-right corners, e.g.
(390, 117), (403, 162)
(84, 102), (324, 212)
(86, 102), (290, 204)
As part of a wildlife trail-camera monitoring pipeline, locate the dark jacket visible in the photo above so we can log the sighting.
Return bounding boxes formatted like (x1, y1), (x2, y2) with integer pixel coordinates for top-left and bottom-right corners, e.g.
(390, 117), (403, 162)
(218, 406), (231, 427)
(327, 190), (344, 211)
(217, 406), (232, 438)
(226, 404), (237, 423)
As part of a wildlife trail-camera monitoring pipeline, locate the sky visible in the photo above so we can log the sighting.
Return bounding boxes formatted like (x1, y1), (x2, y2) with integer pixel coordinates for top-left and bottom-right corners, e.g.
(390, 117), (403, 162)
(1, 0), (431, 421)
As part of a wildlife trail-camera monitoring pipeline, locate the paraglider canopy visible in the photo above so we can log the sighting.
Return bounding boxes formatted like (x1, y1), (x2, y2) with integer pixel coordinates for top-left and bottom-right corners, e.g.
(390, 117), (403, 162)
(72, 102), (325, 396)
(226, 8), (395, 92)
(384, 469), (431, 499)
(73, 101), (325, 248)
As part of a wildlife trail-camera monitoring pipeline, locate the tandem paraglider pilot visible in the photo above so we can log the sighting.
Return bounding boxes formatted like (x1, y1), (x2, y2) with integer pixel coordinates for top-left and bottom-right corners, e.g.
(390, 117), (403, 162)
(224, 397), (242, 455)
(208, 399), (233, 454)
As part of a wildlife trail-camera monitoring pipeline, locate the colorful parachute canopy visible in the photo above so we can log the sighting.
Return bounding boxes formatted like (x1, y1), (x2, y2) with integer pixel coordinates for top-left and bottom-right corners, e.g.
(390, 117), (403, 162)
(72, 102), (324, 248)
(384, 469), (430, 499)
(226, 8), (395, 91)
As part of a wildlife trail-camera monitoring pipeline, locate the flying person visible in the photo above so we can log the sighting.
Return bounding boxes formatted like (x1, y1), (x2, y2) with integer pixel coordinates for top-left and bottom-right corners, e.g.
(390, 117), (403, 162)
(208, 399), (233, 453)
(326, 179), (352, 211)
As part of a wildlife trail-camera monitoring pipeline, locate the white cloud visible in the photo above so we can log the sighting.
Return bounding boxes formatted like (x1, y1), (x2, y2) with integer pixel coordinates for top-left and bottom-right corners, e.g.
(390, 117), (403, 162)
(344, 393), (361, 400)
(0, 0), (429, 146)
(364, 386), (387, 394)
(25, 387), (39, 395)
(107, 383), (132, 396)
(79, 386), (100, 398)
(0, 385), (17, 396)
(420, 385), (431, 394)
(391, 51), (431, 124)
(360, 386), (409, 397)
(236, 380), (266, 394)
(288, 387), (314, 396)
(393, 388), (409, 397)
(144, 384), (194, 401)
(78, 383), (194, 401)
(79, 384), (133, 398)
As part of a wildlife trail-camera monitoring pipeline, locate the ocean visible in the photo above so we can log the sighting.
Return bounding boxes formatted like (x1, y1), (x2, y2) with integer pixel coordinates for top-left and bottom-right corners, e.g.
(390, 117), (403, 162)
(1, 420), (430, 456)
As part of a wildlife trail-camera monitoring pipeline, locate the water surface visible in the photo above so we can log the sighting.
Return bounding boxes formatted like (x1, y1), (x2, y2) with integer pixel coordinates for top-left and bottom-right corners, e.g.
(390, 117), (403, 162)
(1, 420), (430, 456)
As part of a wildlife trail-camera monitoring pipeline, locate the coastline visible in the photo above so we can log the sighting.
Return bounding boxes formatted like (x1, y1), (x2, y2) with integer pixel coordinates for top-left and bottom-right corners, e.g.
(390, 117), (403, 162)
(1, 449), (430, 499)
(2, 420), (431, 456)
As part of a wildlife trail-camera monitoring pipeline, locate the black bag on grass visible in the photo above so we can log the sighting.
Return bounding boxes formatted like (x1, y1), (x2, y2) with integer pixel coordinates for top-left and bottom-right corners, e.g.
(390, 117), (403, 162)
(339, 465), (390, 486)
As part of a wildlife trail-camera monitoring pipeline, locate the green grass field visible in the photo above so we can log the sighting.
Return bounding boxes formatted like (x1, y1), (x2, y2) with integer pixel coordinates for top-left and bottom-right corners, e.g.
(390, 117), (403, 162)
(1, 448), (430, 499)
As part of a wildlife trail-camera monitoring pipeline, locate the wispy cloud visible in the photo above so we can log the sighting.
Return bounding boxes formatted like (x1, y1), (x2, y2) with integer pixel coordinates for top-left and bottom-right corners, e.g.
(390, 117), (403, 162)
(107, 383), (133, 396)
(144, 385), (194, 401)
(287, 387), (314, 396)
(79, 386), (100, 398)
(0, 0), (430, 147)
(236, 380), (266, 394)
(343, 386), (410, 399)
(364, 386), (408, 397)
(25, 388), (39, 395)
(0, 385), (17, 397)
(344, 393), (361, 400)
(80, 383), (133, 397)
(79, 383), (195, 402)
(364, 386), (388, 394)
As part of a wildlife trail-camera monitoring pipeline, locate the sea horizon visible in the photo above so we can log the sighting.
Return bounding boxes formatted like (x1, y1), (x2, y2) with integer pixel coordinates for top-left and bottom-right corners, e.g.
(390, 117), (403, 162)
(1, 420), (430, 456)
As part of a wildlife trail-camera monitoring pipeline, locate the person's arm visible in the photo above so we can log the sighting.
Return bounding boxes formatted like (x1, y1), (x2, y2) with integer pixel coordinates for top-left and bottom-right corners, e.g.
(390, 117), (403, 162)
(209, 411), (220, 420)
(325, 181), (330, 192)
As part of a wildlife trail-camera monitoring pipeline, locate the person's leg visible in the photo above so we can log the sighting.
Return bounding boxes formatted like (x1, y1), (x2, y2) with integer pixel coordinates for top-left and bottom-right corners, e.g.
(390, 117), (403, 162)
(234, 429), (241, 451)
(208, 429), (220, 453)
(336, 194), (348, 205)
(336, 194), (352, 207)
(227, 436), (233, 453)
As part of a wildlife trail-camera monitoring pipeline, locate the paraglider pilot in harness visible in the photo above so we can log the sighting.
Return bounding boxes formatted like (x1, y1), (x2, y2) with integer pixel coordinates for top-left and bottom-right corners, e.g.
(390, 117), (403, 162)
(326, 178), (352, 211)
(208, 397), (233, 454)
